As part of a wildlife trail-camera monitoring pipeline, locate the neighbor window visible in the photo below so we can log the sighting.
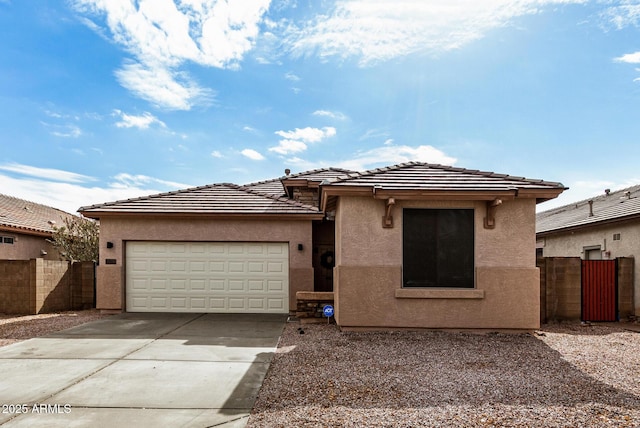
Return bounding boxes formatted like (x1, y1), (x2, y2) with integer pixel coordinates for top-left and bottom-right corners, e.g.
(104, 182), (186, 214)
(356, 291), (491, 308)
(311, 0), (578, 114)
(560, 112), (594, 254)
(2, 237), (14, 244)
(403, 208), (474, 288)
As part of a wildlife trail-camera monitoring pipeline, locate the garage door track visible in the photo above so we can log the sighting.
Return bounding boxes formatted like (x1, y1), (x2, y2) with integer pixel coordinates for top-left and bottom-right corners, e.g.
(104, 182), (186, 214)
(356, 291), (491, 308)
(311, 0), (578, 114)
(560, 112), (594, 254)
(0, 313), (286, 427)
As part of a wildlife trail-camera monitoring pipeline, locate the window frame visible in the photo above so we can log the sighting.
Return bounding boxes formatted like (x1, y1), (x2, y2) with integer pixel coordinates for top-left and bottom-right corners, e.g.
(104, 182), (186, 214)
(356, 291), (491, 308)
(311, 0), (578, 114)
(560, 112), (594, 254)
(402, 208), (475, 289)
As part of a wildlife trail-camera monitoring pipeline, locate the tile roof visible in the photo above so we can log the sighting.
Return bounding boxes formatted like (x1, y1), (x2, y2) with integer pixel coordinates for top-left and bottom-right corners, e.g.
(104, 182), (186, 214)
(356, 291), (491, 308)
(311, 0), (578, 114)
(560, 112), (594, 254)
(78, 164), (563, 217)
(284, 167), (356, 181)
(79, 183), (322, 217)
(243, 167), (356, 196)
(0, 193), (76, 236)
(323, 162), (565, 193)
(242, 178), (285, 197)
(536, 184), (640, 234)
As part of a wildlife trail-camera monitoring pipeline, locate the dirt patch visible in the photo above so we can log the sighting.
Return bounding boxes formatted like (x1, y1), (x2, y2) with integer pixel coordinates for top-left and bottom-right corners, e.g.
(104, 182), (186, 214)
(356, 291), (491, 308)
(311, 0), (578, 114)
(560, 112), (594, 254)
(0, 310), (111, 347)
(249, 321), (640, 427)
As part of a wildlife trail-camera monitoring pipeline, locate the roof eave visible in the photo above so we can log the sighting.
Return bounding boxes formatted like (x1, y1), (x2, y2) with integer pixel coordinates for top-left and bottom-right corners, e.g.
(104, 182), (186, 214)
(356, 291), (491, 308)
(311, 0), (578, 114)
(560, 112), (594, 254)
(79, 210), (324, 221)
(320, 185), (565, 212)
(0, 224), (53, 237)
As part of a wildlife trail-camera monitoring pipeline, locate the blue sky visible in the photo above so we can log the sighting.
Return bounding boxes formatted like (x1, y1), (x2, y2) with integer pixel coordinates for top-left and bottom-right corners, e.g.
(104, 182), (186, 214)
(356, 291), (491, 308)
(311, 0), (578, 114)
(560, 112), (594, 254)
(1, 0), (640, 214)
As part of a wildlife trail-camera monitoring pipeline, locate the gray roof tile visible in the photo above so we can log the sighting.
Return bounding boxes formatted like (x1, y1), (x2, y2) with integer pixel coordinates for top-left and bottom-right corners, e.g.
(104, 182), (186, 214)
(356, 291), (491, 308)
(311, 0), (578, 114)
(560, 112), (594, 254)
(284, 167), (356, 181)
(243, 167), (356, 196)
(242, 178), (285, 197)
(79, 183), (321, 216)
(537, 185), (640, 234)
(0, 194), (76, 235)
(324, 162), (565, 193)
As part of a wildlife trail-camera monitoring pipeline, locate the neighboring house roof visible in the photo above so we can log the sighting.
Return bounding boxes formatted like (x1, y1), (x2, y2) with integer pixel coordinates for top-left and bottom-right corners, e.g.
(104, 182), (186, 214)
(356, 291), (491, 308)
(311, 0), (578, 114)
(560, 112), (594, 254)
(320, 162), (565, 210)
(536, 184), (640, 235)
(0, 193), (76, 237)
(79, 183), (323, 219)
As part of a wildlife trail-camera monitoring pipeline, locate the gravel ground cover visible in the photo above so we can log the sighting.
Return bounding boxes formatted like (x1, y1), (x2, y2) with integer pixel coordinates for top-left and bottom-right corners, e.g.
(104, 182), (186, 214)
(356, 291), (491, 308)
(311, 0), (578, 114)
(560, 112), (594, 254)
(0, 310), (110, 347)
(248, 322), (640, 427)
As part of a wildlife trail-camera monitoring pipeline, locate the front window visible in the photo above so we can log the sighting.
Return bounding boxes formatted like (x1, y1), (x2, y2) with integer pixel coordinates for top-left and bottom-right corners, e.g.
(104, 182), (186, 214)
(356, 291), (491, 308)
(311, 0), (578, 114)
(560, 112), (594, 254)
(403, 208), (474, 288)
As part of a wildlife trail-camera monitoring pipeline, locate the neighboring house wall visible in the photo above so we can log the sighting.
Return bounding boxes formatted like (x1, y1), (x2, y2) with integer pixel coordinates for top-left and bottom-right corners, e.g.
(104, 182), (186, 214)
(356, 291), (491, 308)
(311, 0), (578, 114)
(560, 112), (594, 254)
(540, 220), (639, 316)
(0, 259), (94, 314)
(334, 197), (540, 330)
(0, 232), (61, 261)
(96, 216), (314, 312)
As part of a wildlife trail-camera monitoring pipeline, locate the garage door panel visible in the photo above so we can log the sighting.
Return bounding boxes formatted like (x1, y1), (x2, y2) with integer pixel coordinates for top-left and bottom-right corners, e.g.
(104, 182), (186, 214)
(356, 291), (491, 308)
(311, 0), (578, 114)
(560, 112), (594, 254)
(248, 279), (265, 291)
(126, 242), (289, 313)
(267, 262), (284, 273)
(170, 279), (186, 290)
(267, 280), (285, 291)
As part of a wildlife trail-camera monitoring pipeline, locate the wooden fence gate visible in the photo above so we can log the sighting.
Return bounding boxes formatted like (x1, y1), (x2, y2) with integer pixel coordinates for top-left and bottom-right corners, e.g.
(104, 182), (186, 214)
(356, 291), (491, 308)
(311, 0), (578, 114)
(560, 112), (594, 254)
(582, 259), (617, 322)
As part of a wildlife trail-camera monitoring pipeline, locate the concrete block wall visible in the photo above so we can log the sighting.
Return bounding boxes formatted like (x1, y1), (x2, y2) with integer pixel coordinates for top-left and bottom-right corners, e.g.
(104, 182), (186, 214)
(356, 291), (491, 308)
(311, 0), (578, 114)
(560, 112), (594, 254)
(538, 257), (634, 322)
(72, 261), (95, 309)
(618, 257), (635, 320)
(0, 259), (94, 315)
(540, 257), (582, 321)
(35, 259), (72, 313)
(0, 260), (33, 314)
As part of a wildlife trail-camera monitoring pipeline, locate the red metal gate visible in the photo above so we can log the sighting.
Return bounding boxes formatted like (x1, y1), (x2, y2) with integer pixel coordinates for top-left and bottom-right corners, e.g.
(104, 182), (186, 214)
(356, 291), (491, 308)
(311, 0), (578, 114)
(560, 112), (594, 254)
(582, 260), (617, 322)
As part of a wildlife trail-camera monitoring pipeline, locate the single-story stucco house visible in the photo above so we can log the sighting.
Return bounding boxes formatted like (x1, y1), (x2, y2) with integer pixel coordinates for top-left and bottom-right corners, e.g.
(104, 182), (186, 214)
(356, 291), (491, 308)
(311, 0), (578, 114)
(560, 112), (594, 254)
(0, 193), (77, 260)
(79, 162), (565, 330)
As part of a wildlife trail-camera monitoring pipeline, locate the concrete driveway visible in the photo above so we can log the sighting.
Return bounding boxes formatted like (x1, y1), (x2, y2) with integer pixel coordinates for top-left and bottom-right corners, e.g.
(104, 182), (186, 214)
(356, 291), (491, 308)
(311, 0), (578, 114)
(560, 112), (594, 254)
(0, 313), (286, 427)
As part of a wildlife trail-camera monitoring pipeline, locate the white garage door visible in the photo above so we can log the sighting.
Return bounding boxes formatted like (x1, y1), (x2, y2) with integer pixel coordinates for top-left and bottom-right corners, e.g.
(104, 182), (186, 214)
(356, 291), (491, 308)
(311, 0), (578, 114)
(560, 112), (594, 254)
(125, 242), (289, 313)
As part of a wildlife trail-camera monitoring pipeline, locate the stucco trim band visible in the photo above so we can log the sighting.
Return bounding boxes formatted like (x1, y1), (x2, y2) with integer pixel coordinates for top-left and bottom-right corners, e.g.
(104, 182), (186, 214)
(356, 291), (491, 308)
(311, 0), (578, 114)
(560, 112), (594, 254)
(395, 288), (485, 299)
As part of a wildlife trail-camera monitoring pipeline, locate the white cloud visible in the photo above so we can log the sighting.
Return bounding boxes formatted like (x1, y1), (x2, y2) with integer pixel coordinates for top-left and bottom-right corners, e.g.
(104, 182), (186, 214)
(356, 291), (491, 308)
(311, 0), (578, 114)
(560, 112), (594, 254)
(113, 109), (166, 129)
(0, 165), (189, 214)
(359, 128), (390, 141)
(285, 0), (585, 66)
(0, 163), (95, 183)
(110, 173), (191, 189)
(284, 71), (300, 81)
(73, 0), (270, 110)
(114, 61), (213, 110)
(275, 126), (336, 142)
(334, 144), (457, 171)
(313, 110), (347, 120)
(614, 51), (640, 64)
(40, 122), (82, 138)
(269, 139), (308, 155)
(241, 148), (265, 160)
(211, 150), (223, 158)
(277, 143), (456, 173)
(600, 3), (640, 30)
(270, 126), (336, 155)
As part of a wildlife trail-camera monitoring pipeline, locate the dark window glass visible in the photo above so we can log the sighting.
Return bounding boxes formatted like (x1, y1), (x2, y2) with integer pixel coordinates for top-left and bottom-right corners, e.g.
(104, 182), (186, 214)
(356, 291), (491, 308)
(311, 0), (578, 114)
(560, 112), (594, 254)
(3, 237), (14, 244)
(403, 209), (474, 288)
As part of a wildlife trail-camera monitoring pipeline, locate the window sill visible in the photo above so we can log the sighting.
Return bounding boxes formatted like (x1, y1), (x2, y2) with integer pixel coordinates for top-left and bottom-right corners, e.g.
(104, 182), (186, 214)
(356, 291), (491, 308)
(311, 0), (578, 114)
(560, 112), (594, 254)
(395, 288), (485, 299)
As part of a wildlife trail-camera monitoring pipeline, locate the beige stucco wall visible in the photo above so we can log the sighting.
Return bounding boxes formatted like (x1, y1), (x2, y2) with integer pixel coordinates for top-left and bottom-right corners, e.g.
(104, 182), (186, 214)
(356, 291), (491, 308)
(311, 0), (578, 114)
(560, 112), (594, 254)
(334, 196), (540, 330)
(96, 216), (313, 312)
(540, 221), (639, 315)
(0, 232), (61, 261)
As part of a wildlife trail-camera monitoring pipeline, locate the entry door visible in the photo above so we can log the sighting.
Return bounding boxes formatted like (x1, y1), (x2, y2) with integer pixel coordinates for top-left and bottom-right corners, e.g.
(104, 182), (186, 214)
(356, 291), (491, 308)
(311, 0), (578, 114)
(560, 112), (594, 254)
(582, 260), (617, 322)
